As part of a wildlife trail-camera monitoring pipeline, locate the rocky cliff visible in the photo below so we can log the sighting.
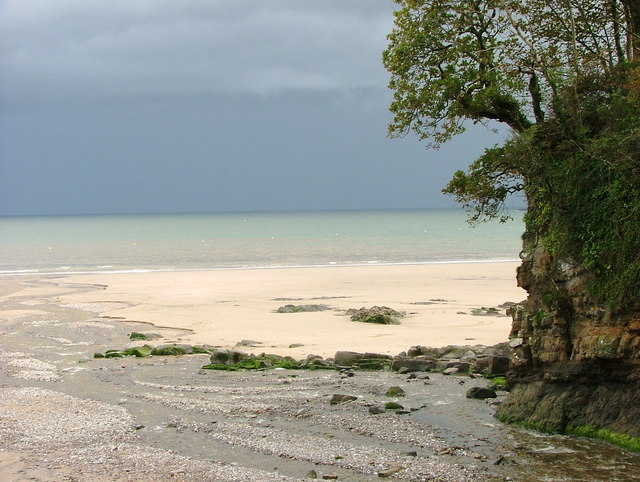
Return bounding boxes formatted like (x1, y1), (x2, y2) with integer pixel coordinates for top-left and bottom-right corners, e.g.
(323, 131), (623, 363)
(495, 230), (640, 447)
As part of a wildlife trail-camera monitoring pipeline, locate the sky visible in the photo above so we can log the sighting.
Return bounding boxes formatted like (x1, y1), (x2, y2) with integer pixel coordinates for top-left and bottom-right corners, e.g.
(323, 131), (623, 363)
(0, 0), (506, 216)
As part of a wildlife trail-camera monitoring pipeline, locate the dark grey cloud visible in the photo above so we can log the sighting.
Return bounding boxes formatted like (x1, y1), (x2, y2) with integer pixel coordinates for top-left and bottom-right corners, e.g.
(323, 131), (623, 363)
(1, 0), (393, 101)
(0, 0), (507, 216)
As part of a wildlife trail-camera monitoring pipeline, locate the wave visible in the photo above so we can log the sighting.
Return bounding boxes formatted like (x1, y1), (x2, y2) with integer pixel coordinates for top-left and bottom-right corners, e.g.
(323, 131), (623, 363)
(0, 258), (520, 277)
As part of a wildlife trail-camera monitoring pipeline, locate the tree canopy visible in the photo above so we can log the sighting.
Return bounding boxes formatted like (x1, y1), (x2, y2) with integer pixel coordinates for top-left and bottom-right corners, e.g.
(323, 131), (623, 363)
(384, 0), (640, 310)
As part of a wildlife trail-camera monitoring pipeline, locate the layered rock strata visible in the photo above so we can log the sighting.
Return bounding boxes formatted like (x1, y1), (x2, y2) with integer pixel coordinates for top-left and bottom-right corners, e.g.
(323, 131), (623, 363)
(496, 234), (640, 442)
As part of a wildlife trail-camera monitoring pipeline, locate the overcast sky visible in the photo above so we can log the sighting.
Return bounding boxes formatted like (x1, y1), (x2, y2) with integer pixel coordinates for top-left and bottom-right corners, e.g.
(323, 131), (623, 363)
(0, 0), (504, 216)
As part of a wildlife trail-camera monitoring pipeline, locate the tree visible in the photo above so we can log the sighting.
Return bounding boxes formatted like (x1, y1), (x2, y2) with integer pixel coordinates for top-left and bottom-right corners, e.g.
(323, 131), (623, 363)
(383, 0), (640, 310)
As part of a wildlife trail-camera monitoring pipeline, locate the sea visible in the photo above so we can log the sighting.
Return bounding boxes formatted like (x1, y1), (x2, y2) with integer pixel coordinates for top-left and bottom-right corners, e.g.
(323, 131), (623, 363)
(0, 209), (525, 276)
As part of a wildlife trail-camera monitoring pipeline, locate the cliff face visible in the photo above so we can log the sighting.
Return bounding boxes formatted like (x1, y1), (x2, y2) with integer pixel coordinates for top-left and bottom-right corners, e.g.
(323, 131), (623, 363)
(496, 231), (640, 439)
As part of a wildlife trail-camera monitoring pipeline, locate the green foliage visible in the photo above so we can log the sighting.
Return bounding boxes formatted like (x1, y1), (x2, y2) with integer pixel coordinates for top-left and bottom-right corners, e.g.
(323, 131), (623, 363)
(129, 332), (148, 341)
(385, 1), (640, 311)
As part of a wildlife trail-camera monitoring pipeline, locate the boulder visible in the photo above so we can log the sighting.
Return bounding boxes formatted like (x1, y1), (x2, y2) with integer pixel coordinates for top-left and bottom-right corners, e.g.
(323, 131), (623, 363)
(391, 357), (436, 372)
(346, 306), (404, 325)
(487, 355), (510, 375)
(466, 387), (498, 399)
(330, 394), (357, 405)
(209, 349), (249, 366)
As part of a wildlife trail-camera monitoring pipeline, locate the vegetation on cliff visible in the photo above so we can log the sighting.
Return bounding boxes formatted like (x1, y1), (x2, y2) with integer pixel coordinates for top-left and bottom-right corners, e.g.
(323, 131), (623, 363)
(383, 0), (640, 312)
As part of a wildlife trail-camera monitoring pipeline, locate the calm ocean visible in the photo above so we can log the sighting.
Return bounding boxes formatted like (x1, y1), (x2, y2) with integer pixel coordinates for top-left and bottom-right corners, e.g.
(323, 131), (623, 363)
(0, 209), (524, 275)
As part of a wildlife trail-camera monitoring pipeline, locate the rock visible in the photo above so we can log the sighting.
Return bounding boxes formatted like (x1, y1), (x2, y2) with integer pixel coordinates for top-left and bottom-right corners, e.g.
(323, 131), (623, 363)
(442, 367), (459, 375)
(235, 339), (262, 347)
(369, 406), (385, 415)
(472, 357), (491, 374)
(437, 360), (470, 373)
(384, 402), (404, 410)
(330, 394), (358, 405)
(487, 355), (510, 375)
(302, 355), (333, 370)
(378, 466), (405, 477)
(384, 386), (406, 397)
(276, 304), (329, 313)
(333, 351), (392, 370)
(209, 349), (249, 365)
(334, 351), (365, 367)
(122, 345), (152, 358)
(151, 344), (190, 356)
(391, 357), (436, 373)
(347, 305), (405, 325)
(466, 387), (497, 399)
(305, 469), (318, 479)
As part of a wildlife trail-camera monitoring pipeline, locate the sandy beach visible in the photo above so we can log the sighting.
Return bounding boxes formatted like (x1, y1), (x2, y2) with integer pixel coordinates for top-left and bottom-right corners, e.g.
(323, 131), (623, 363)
(20, 262), (526, 358)
(2, 261), (639, 481)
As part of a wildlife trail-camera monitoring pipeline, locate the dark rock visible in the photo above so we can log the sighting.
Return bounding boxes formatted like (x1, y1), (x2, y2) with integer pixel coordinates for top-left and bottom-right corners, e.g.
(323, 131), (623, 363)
(391, 357), (436, 373)
(487, 355), (510, 375)
(369, 406), (385, 415)
(209, 349), (249, 365)
(384, 402), (404, 410)
(466, 387), (498, 399)
(330, 394), (358, 405)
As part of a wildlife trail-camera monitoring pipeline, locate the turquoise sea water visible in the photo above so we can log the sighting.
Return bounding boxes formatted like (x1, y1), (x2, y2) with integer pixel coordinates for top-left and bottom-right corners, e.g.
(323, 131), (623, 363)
(0, 209), (525, 275)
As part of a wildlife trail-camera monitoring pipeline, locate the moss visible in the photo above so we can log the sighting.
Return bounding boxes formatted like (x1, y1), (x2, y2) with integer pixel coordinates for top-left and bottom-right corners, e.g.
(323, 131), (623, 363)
(93, 352), (105, 358)
(105, 350), (123, 358)
(496, 416), (640, 452)
(352, 359), (391, 371)
(488, 376), (507, 390)
(129, 332), (148, 341)
(201, 363), (239, 371)
(384, 402), (405, 410)
(566, 425), (640, 452)
(191, 345), (214, 355)
(122, 345), (152, 358)
(151, 345), (187, 356)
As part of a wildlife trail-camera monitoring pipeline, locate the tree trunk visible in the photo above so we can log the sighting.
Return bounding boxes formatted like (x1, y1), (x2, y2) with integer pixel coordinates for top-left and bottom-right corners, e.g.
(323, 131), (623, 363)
(622, 0), (640, 60)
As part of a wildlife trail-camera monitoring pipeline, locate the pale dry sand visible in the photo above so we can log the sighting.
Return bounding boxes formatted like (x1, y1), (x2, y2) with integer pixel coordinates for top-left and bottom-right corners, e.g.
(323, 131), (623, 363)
(20, 262), (525, 358)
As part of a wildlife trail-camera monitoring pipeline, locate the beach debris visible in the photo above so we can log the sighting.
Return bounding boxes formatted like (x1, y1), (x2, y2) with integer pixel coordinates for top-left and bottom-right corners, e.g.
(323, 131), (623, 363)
(346, 306), (404, 325)
(466, 387), (498, 399)
(377, 466), (405, 477)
